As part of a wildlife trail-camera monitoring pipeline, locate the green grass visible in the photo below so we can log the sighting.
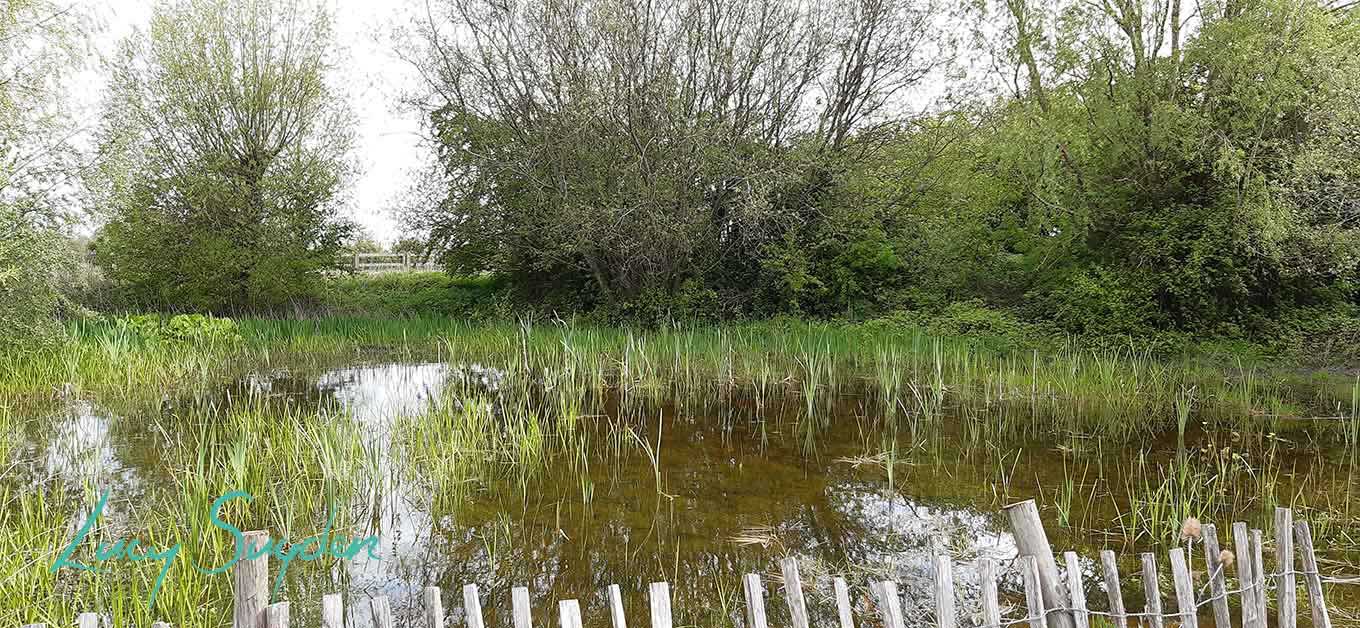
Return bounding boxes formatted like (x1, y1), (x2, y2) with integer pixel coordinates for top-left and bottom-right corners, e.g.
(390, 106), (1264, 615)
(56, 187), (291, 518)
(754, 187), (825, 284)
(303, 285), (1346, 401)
(314, 272), (506, 319)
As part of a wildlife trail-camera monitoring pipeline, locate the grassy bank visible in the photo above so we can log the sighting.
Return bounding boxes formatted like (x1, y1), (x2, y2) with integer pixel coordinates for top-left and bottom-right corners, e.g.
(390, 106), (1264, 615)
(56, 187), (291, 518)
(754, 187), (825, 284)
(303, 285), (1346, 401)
(4, 314), (1357, 444)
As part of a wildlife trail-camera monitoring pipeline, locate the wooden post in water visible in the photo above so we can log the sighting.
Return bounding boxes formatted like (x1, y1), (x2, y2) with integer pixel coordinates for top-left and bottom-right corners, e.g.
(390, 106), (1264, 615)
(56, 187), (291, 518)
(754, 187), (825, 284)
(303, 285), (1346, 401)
(560, 600), (584, 628)
(464, 584), (486, 628)
(1296, 521), (1332, 628)
(1169, 548), (1197, 628)
(235, 530), (270, 628)
(1276, 508), (1297, 628)
(1234, 522), (1260, 628)
(512, 587), (533, 628)
(980, 559), (1002, 628)
(1141, 553), (1164, 628)
(424, 586), (444, 628)
(1202, 524), (1232, 628)
(782, 557), (810, 628)
(1006, 500), (1073, 628)
(935, 555), (956, 628)
(322, 593), (344, 628)
(743, 574), (768, 628)
(266, 601), (290, 628)
(1020, 556), (1049, 628)
(370, 596), (394, 628)
(1062, 552), (1088, 628)
(1099, 551), (1127, 628)
(872, 581), (905, 628)
(608, 584), (628, 628)
(833, 577), (855, 628)
(1252, 529), (1268, 625)
(649, 582), (673, 628)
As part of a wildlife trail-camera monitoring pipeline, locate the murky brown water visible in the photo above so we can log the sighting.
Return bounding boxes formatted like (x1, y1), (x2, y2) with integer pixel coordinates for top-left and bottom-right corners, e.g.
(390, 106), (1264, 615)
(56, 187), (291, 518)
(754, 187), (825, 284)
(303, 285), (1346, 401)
(9, 360), (1359, 627)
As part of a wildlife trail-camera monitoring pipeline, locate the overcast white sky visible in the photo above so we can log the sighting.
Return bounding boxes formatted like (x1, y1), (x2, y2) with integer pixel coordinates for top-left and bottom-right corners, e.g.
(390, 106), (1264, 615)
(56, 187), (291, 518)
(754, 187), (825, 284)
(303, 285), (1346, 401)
(82, 0), (429, 245)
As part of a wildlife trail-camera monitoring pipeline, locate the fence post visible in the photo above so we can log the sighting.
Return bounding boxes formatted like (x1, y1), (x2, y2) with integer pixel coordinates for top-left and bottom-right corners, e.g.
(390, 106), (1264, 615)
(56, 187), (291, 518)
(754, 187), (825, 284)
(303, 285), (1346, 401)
(1005, 500), (1074, 628)
(935, 555), (956, 628)
(1062, 552), (1088, 628)
(608, 584), (628, 628)
(872, 581), (905, 628)
(781, 557), (810, 628)
(424, 586), (444, 628)
(322, 593), (344, 628)
(981, 559), (1002, 628)
(1141, 553), (1163, 628)
(743, 574), (768, 628)
(77, 613), (98, 628)
(1276, 508), (1296, 628)
(464, 584), (486, 628)
(833, 577), (855, 628)
(1099, 551), (1127, 628)
(266, 601), (290, 628)
(1202, 524), (1232, 628)
(649, 582), (673, 628)
(1234, 522), (1260, 628)
(234, 530), (270, 628)
(370, 596), (394, 628)
(1296, 521), (1332, 628)
(560, 600), (584, 628)
(1021, 556), (1049, 628)
(512, 587), (533, 628)
(1169, 548), (1197, 628)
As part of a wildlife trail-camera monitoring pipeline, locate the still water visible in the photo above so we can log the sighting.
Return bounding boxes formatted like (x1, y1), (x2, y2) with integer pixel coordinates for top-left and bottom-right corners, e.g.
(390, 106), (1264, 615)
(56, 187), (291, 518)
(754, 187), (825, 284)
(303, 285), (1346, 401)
(13, 360), (1359, 627)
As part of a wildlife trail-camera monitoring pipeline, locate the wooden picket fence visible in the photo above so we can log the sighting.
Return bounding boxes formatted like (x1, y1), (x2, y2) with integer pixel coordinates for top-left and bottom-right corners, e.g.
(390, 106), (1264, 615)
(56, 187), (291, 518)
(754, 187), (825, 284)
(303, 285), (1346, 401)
(23, 501), (1347, 628)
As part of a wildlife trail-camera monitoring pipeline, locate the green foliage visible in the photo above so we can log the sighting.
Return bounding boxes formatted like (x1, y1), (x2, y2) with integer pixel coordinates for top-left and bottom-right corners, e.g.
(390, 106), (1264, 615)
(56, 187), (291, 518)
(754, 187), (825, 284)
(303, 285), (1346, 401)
(90, 0), (354, 313)
(117, 313), (242, 344)
(0, 207), (67, 351)
(317, 273), (508, 319)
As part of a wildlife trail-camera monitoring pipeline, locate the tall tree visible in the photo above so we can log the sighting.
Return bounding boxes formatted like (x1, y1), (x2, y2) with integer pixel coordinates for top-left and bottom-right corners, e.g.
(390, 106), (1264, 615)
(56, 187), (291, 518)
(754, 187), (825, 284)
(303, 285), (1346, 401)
(92, 0), (355, 311)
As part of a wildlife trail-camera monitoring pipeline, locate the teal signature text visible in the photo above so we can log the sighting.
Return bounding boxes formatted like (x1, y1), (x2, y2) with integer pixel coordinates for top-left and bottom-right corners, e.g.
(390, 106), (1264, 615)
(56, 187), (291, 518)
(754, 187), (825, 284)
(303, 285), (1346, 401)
(51, 490), (381, 607)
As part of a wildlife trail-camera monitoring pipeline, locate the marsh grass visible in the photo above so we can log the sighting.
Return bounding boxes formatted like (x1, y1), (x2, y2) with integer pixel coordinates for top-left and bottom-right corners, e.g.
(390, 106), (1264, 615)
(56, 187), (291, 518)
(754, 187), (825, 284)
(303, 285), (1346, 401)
(4, 315), (1360, 625)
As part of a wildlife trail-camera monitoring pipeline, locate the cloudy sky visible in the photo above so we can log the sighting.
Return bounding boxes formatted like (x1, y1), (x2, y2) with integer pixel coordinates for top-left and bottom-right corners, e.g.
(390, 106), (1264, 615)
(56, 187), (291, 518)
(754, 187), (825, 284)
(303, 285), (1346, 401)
(82, 0), (429, 244)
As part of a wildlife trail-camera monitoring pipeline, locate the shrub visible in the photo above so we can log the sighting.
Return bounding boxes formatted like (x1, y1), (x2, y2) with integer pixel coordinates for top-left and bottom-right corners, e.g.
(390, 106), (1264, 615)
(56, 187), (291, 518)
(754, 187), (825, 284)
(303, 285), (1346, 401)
(0, 207), (68, 352)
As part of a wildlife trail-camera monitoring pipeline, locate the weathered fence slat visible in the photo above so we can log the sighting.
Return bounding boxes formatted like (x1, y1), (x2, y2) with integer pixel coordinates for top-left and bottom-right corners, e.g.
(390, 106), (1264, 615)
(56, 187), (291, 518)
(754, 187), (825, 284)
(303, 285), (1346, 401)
(560, 600), (584, 628)
(1006, 501), (1073, 628)
(266, 601), (290, 628)
(935, 555), (956, 628)
(235, 530), (270, 628)
(1141, 553), (1164, 628)
(1202, 523), (1232, 628)
(1277, 508), (1297, 628)
(650, 581), (673, 628)
(513, 586), (533, 628)
(369, 596), (394, 628)
(464, 584), (486, 628)
(609, 584), (628, 628)
(1062, 551), (1088, 628)
(833, 576), (855, 628)
(322, 593), (344, 628)
(782, 557), (811, 628)
(152, 622), (172, 628)
(77, 612), (98, 628)
(1021, 556), (1049, 628)
(1234, 522), (1260, 628)
(872, 581), (906, 628)
(1169, 548), (1197, 628)
(743, 574), (768, 628)
(1296, 521), (1332, 628)
(424, 586), (444, 628)
(19, 624), (45, 628)
(1099, 550), (1127, 628)
(981, 559), (1002, 628)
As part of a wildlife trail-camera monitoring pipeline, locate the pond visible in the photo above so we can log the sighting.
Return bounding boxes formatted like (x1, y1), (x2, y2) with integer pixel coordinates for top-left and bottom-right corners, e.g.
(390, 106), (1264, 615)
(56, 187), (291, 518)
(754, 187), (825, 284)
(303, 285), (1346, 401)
(6, 356), (1359, 628)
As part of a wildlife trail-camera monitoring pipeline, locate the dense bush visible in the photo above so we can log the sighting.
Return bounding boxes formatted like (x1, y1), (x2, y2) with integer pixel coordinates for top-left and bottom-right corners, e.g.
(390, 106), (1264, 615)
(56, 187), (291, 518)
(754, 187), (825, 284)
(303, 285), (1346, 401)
(317, 273), (507, 319)
(0, 207), (68, 351)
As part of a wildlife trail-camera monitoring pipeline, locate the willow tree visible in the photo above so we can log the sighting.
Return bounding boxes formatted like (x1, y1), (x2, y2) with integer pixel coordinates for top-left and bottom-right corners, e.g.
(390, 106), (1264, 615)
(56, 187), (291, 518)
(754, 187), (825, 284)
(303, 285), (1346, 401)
(92, 0), (354, 311)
